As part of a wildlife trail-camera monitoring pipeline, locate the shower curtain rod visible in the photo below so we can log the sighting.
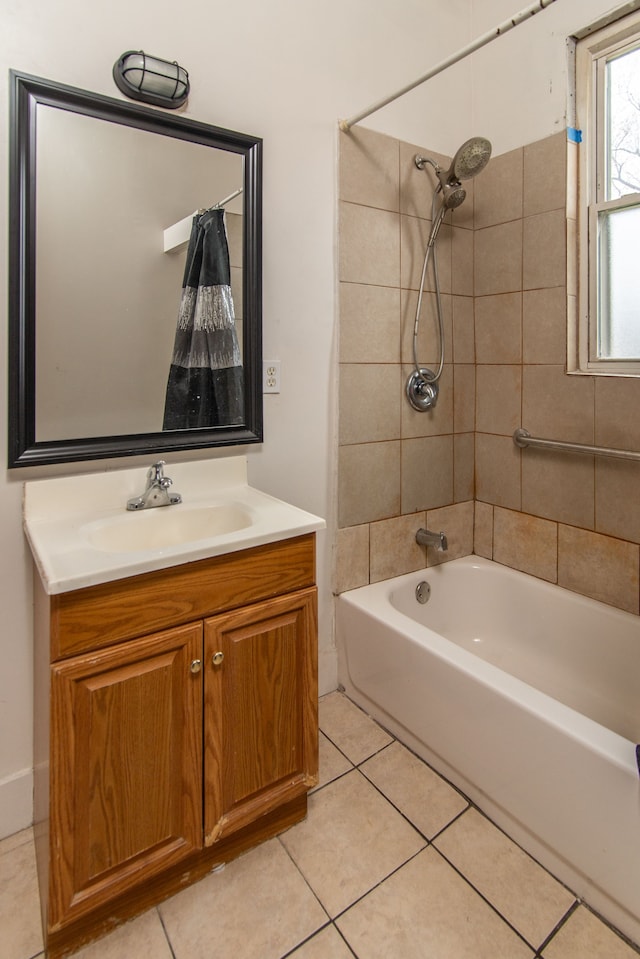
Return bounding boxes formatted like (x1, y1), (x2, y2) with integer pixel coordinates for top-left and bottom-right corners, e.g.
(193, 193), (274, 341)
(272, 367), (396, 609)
(164, 189), (244, 253)
(339, 0), (560, 132)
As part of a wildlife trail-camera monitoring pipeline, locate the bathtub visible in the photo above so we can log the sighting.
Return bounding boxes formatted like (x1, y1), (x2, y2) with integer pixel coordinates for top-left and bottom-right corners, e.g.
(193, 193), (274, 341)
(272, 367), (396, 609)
(336, 556), (640, 944)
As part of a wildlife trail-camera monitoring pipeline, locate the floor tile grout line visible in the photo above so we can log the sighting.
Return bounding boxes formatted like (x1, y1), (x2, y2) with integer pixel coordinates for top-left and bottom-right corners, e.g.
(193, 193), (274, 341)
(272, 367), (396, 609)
(156, 904), (178, 959)
(329, 846), (427, 926)
(428, 842), (561, 955)
(277, 919), (333, 959)
(329, 695), (599, 925)
(276, 834), (333, 934)
(277, 920), (360, 959)
(355, 758), (464, 846)
(536, 898), (581, 955)
(334, 922), (360, 959)
(318, 726), (393, 770)
(324, 694), (640, 954)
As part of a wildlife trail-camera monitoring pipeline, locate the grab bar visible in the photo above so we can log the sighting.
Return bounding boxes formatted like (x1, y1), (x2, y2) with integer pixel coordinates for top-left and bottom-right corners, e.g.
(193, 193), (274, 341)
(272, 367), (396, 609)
(513, 428), (640, 463)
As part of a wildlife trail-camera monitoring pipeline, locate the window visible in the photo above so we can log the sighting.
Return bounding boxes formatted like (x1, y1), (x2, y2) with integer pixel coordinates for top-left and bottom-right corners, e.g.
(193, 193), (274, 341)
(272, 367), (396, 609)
(573, 9), (640, 375)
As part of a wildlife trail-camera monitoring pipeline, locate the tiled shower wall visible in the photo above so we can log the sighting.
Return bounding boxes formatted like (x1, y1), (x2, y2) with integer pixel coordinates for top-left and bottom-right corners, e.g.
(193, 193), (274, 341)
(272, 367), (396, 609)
(336, 125), (640, 616)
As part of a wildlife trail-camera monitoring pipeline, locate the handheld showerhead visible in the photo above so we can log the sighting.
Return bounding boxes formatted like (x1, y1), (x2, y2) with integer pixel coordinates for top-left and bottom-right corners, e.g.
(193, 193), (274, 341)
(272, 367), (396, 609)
(442, 183), (466, 209)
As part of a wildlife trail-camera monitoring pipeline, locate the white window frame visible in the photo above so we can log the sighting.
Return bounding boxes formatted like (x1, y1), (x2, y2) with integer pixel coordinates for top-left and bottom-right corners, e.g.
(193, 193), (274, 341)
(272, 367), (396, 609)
(572, 8), (640, 376)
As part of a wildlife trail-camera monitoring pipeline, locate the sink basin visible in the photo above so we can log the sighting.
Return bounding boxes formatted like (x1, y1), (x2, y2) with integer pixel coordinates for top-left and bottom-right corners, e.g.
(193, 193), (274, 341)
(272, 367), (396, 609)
(24, 455), (326, 593)
(86, 504), (253, 553)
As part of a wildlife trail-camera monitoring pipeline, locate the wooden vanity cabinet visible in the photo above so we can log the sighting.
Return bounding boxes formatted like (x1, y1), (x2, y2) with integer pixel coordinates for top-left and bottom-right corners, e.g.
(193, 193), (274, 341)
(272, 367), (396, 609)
(34, 534), (318, 958)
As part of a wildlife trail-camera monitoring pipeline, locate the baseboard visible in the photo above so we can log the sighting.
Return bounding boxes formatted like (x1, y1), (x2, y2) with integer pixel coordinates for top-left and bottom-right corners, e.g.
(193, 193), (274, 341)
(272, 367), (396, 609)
(0, 767), (33, 840)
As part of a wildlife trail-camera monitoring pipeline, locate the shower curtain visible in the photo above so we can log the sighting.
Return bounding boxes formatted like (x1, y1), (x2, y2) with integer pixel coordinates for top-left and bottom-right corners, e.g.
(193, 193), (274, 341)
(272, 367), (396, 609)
(163, 207), (243, 430)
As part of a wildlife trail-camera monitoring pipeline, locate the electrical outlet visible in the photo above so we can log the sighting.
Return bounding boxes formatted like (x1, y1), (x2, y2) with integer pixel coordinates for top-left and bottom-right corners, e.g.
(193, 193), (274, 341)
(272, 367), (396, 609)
(263, 361), (281, 393)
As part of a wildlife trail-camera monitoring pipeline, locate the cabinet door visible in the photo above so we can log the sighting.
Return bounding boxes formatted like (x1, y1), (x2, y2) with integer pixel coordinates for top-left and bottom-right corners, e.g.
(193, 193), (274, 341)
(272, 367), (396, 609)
(204, 588), (318, 845)
(49, 622), (203, 930)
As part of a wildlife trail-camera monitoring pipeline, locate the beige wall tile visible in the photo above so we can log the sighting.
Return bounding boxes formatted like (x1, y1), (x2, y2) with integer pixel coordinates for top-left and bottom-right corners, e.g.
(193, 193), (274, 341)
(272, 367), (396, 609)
(339, 202), (400, 286)
(401, 435), (454, 512)
(451, 225), (473, 296)
(454, 433), (475, 502)
(339, 363), (401, 445)
(425, 501), (474, 565)
(522, 365), (594, 445)
(493, 507), (558, 582)
(454, 364), (476, 433)
(401, 214), (452, 293)
(339, 441), (401, 527)
(595, 459), (640, 544)
(452, 295), (475, 363)
(474, 501), (493, 558)
(401, 288), (453, 367)
(476, 365), (522, 436)
(523, 209), (566, 290)
(370, 512), (427, 583)
(522, 451), (595, 530)
(474, 146), (524, 230)
(475, 433), (522, 510)
(595, 376), (640, 451)
(339, 126), (399, 211)
(401, 364), (454, 439)
(474, 220), (523, 296)
(523, 132), (566, 217)
(558, 524), (639, 613)
(340, 283), (401, 363)
(522, 287), (567, 364)
(335, 524), (370, 593)
(475, 293), (522, 364)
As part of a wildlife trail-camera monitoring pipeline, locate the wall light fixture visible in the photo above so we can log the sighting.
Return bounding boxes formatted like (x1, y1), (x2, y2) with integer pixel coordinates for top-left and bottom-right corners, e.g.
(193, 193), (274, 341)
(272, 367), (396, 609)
(113, 51), (189, 109)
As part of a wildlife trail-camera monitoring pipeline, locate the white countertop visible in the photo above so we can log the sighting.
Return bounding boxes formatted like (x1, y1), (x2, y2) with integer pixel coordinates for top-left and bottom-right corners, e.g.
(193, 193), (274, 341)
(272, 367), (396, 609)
(24, 456), (325, 595)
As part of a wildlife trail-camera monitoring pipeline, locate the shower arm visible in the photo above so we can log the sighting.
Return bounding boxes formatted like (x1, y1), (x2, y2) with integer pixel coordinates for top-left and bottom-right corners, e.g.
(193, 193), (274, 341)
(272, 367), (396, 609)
(339, 0), (559, 132)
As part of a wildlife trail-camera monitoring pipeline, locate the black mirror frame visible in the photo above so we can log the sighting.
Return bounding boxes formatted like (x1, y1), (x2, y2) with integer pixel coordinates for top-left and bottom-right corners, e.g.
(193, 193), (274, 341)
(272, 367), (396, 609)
(8, 70), (263, 468)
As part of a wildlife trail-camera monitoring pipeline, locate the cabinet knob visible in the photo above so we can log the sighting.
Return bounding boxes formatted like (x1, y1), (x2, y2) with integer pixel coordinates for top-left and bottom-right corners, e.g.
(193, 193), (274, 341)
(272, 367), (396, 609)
(190, 659), (202, 674)
(211, 651), (225, 667)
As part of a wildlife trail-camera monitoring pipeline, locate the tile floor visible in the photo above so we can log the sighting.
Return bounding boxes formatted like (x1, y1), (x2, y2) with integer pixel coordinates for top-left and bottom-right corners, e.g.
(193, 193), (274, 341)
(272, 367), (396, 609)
(2, 691), (639, 959)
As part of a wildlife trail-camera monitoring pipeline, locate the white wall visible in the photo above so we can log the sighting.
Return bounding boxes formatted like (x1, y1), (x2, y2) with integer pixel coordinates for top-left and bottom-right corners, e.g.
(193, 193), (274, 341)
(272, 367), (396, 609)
(0, 0), (473, 838)
(470, 0), (635, 153)
(0, 0), (623, 838)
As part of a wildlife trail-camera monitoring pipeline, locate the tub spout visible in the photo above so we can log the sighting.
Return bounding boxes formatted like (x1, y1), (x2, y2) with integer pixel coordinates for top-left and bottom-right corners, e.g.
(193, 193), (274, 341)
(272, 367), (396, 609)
(416, 528), (448, 551)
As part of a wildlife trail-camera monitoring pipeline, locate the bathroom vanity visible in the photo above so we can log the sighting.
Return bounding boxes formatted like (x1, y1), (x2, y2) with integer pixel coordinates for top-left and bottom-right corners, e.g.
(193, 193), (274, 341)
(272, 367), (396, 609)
(25, 458), (324, 957)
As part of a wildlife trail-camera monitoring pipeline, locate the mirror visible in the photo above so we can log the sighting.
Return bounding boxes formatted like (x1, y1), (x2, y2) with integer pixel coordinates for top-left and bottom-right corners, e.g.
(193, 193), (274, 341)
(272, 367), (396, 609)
(8, 71), (263, 468)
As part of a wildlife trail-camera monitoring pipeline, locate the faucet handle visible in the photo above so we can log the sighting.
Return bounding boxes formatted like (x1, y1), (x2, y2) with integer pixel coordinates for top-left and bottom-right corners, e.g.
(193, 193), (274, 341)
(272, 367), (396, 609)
(147, 461), (166, 484)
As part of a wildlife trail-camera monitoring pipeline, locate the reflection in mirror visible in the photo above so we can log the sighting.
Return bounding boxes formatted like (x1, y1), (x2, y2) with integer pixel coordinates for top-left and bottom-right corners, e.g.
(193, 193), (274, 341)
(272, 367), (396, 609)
(8, 71), (262, 467)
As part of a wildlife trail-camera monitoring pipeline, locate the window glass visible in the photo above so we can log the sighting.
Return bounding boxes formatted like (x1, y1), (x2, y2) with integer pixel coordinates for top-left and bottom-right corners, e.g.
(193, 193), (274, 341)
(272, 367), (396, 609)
(598, 205), (640, 358)
(606, 44), (640, 202)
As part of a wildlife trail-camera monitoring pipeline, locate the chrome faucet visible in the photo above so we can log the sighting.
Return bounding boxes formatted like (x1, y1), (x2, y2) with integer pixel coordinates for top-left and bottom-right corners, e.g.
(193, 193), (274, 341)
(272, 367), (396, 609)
(416, 528), (448, 551)
(126, 461), (182, 511)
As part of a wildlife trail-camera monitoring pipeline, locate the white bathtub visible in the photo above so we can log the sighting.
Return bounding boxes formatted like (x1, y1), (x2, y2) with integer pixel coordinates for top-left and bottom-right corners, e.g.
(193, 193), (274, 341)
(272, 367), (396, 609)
(337, 556), (640, 944)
